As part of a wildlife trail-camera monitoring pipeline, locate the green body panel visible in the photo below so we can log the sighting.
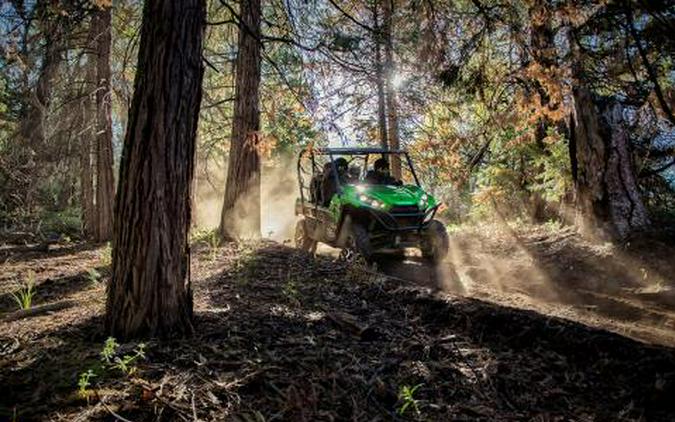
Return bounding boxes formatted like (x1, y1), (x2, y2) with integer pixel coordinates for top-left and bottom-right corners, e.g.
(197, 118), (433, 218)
(328, 183), (438, 223)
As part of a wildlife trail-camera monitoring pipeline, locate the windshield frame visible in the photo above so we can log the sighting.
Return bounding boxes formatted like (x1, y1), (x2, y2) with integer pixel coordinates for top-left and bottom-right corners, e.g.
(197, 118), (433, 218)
(325, 150), (421, 189)
(296, 148), (422, 205)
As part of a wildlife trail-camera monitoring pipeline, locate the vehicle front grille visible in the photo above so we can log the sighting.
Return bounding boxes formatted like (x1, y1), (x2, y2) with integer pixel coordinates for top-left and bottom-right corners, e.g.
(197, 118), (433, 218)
(390, 205), (419, 214)
(393, 216), (423, 228)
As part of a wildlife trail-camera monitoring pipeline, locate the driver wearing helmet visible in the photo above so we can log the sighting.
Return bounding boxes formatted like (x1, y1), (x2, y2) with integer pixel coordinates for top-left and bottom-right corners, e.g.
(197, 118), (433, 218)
(365, 158), (402, 186)
(321, 157), (349, 206)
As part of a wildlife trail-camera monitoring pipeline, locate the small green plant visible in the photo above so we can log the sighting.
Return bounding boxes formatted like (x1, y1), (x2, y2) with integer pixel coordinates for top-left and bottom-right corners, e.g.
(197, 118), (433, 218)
(77, 337), (147, 398)
(205, 230), (221, 261)
(86, 268), (101, 284)
(114, 343), (146, 375)
(397, 383), (423, 416)
(191, 228), (222, 261)
(77, 369), (96, 398)
(100, 337), (120, 363)
(100, 336), (146, 375)
(10, 271), (36, 310)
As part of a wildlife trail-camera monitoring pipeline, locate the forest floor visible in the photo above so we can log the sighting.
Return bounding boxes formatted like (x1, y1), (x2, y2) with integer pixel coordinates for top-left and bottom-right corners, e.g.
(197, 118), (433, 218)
(1, 223), (675, 421)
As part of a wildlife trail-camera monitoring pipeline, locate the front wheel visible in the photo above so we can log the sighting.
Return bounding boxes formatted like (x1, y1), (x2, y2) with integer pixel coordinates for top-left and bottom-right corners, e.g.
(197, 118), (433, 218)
(339, 220), (373, 264)
(294, 219), (317, 253)
(421, 220), (449, 264)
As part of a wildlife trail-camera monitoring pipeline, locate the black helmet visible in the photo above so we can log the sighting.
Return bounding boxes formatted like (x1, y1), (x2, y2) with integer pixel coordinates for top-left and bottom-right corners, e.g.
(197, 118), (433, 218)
(374, 158), (389, 171)
(335, 157), (348, 171)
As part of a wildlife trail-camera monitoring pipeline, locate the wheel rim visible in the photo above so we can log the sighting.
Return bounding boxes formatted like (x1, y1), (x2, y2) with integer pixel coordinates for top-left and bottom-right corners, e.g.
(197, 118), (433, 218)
(339, 235), (359, 262)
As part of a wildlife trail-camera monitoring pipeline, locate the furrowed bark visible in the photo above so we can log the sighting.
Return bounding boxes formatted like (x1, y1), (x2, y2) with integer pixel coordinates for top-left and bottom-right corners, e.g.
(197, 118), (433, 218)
(105, 0), (206, 340)
(570, 87), (650, 239)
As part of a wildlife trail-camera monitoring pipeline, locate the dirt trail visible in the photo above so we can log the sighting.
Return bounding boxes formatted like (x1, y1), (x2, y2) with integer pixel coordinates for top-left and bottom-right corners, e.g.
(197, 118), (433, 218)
(1, 232), (675, 420)
(374, 224), (675, 347)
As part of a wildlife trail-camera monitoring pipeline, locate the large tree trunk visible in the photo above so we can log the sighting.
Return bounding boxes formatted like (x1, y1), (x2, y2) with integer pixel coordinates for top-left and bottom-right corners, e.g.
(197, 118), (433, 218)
(219, 0), (262, 240)
(93, 6), (115, 242)
(105, 0), (206, 340)
(382, 0), (401, 178)
(570, 87), (650, 239)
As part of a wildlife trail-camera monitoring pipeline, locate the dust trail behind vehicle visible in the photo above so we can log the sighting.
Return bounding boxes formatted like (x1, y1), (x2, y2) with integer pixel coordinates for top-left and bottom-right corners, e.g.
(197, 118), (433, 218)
(379, 223), (675, 347)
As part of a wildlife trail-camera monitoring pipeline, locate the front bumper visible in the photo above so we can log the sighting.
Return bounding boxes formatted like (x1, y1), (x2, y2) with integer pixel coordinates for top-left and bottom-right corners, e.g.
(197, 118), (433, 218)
(369, 204), (439, 232)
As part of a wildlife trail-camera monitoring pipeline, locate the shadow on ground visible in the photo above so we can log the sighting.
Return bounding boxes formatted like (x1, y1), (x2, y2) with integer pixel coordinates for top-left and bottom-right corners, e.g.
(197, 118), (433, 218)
(0, 242), (102, 265)
(2, 241), (675, 421)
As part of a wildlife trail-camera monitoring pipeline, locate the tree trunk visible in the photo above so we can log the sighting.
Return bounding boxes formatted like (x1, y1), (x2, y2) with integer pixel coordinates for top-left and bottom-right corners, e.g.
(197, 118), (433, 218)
(527, 0), (556, 222)
(93, 7), (115, 242)
(79, 73), (95, 237)
(219, 0), (262, 240)
(382, 0), (401, 177)
(570, 87), (650, 239)
(372, 4), (388, 149)
(105, 0), (206, 340)
(16, 27), (61, 213)
(79, 13), (99, 239)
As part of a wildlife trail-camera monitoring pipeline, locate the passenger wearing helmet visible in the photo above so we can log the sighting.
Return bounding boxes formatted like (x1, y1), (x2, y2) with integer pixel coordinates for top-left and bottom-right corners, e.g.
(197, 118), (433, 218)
(365, 158), (402, 186)
(321, 157), (349, 206)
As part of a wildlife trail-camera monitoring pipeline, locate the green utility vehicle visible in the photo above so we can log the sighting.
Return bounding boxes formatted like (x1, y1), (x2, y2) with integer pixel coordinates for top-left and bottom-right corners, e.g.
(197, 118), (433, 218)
(294, 147), (449, 263)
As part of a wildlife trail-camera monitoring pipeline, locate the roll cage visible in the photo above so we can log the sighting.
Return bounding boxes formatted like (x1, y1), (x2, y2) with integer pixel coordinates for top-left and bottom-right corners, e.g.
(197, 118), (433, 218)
(296, 147), (421, 205)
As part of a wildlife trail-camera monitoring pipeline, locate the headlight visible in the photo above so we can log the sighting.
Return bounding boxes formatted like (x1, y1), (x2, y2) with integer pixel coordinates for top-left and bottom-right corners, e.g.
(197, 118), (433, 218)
(419, 193), (429, 207)
(359, 194), (386, 209)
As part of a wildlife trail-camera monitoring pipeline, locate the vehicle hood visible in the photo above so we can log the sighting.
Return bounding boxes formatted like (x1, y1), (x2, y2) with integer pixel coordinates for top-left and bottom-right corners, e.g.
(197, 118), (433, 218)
(356, 184), (428, 206)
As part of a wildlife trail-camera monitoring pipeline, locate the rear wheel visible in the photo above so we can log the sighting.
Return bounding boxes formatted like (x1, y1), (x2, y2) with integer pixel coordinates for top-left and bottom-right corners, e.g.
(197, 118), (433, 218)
(294, 219), (316, 253)
(421, 220), (449, 264)
(339, 221), (373, 263)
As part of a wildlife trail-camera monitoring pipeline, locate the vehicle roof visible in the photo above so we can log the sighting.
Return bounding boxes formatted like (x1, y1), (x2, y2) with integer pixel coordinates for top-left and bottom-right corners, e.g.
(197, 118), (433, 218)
(311, 147), (408, 155)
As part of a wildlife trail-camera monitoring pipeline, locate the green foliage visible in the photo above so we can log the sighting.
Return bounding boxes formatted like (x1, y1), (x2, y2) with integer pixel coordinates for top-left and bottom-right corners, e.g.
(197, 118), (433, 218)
(464, 125), (573, 221)
(11, 271), (36, 310)
(530, 129), (572, 203)
(38, 208), (82, 238)
(397, 383), (423, 416)
(77, 337), (147, 398)
(191, 228), (221, 261)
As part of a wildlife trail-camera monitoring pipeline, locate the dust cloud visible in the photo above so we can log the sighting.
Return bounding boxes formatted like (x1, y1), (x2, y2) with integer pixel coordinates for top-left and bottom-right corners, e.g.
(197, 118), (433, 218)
(192, 155), (298, 242)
